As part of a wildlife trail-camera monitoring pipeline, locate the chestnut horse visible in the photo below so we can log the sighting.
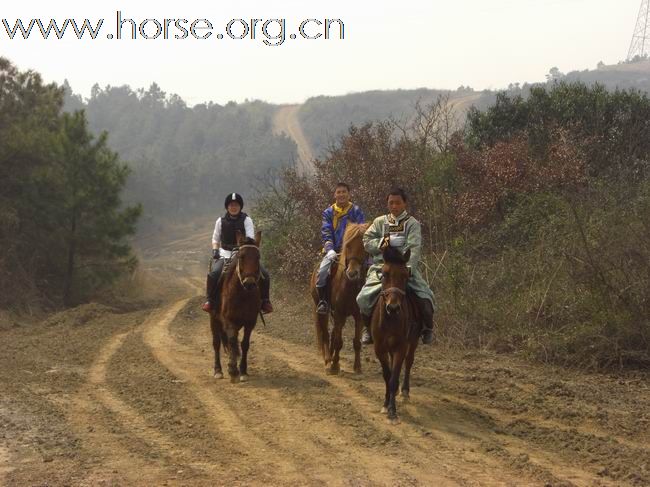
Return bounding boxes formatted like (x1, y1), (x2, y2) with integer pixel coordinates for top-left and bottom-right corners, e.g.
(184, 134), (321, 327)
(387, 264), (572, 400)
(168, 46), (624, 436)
(371, 246), (421, 424)
(310, 223), (369, 375)
(209, 230), (262, 383)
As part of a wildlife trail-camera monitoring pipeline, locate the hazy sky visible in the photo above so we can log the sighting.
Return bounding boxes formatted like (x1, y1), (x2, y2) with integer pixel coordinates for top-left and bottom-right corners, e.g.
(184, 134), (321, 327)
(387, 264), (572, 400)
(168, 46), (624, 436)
(1, 0), (642, 104)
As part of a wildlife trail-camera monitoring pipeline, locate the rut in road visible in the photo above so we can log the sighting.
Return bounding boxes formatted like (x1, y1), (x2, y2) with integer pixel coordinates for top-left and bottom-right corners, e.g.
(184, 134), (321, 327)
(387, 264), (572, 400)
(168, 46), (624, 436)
(151, 296), (458, 485)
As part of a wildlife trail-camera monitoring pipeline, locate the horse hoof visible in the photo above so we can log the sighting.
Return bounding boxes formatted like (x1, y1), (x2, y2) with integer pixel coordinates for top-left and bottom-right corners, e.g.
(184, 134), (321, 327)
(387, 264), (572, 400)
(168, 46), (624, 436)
(380, 406), (388, 414)
(230, 375), (240, 384)
(400, 394), (410, 403)
(239, 374), (249, 383)
(353, 366), (362, 375)
(213, 372), (224, 379)
(388, 417), (401, 426)
(326, 365), (340, 375)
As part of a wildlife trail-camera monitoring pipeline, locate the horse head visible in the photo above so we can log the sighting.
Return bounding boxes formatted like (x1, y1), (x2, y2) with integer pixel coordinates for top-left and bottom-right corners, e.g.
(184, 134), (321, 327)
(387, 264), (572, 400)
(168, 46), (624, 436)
(341, 223), (370, 281)
(235, 230), (262, 291)
(380, 246), (411, 315)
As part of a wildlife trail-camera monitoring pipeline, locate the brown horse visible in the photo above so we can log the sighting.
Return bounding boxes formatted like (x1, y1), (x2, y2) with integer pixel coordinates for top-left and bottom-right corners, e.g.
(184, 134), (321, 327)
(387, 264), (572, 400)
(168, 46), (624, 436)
(310, 223), (370, 375)
(209, 230), (262, 383)
(371, 246), (421, 424)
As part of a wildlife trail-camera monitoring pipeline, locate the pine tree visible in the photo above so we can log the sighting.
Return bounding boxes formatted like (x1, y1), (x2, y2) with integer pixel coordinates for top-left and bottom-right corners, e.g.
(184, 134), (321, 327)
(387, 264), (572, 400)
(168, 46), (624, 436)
(58, 111), (142, 305)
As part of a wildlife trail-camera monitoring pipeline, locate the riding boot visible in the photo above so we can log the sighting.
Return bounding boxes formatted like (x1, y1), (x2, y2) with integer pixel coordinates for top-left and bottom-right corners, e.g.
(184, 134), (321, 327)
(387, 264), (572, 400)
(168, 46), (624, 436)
(260, 271), (273, 314)
(415, 296), (435, 345)
(316, 286), (329, 315)
(202, 274), (218, 312)
(361, 314), (373, 345)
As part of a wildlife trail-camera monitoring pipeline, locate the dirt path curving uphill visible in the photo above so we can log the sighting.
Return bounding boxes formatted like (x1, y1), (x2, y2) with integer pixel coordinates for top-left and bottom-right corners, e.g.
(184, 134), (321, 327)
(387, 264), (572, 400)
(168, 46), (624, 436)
(1, 230), (649, 486)
(273, 104), (316, 175)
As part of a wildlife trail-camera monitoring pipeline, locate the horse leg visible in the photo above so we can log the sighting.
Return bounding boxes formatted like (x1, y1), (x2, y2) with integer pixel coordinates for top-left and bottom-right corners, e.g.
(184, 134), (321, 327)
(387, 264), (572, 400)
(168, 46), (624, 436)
(401, 344), (416, 401)
(239, 326), (252, 382)
(328, 314), (344, 375)
(376, 349), (391, 414)
(352, 312), (362, 374)
(315, 309), (331, 368)
(387, 348), (405, 424)
(226, 327), (240, 383)
(210, 314), (224, 379)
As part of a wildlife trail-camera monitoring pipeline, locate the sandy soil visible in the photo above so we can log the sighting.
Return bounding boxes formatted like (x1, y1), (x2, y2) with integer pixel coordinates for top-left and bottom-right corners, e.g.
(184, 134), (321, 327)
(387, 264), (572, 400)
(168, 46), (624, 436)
(1, 230), (649, 486)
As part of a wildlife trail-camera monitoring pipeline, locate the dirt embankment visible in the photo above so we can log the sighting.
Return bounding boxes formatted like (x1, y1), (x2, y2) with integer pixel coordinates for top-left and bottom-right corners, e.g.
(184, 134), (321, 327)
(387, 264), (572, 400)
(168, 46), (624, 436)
(1, 232), (649, 486)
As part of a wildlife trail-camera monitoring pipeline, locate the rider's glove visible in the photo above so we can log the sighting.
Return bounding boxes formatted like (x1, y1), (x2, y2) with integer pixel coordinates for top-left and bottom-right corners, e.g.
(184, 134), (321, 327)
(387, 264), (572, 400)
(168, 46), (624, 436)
(389, 234), (406, 248)
(326, 249), (337, 261)
(212, 248), (220, 259)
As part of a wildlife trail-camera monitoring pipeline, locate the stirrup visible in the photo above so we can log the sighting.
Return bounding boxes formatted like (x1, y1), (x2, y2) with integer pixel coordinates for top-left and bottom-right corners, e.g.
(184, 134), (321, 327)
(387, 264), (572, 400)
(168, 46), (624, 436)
(316, 300), (329, 315)
(361, 327), (373, 345)
(421, 327), (434, 345)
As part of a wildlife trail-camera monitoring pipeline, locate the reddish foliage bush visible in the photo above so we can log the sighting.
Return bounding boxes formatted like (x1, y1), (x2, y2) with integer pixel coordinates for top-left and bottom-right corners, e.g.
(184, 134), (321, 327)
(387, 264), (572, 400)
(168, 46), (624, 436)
(453, 130), (587, 227)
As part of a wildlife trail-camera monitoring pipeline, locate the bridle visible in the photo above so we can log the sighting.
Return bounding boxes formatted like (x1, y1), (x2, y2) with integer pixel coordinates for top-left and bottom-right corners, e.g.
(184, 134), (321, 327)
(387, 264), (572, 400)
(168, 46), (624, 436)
(343, 254), (366, 282)
(381, 286), (406, 299)
(233, 244), (261, 287)
(345, 255), (365, 266)
(380, 269), (407, 305)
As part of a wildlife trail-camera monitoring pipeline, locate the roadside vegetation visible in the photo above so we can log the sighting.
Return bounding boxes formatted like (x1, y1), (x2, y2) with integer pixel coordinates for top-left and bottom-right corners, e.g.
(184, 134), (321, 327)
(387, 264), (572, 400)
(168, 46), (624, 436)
(255, 84), (650, 370)
(0, 58), (141, 309)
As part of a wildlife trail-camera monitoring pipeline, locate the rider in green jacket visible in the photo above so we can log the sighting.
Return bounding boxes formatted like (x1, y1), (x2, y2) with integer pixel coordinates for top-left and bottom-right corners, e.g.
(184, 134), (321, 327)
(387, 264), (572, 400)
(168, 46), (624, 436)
(356, 188), (435, 345)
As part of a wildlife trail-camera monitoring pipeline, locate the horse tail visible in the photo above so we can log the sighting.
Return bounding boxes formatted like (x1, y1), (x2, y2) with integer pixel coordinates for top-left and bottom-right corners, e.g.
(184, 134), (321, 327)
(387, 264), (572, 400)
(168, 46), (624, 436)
(315, 312), (330, 357)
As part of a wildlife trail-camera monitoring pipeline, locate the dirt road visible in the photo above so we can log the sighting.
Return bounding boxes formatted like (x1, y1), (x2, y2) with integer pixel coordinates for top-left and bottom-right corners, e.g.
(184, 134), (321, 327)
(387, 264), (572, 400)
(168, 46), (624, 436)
(272, 105), (316, 175)
(1, 232), (649, 486)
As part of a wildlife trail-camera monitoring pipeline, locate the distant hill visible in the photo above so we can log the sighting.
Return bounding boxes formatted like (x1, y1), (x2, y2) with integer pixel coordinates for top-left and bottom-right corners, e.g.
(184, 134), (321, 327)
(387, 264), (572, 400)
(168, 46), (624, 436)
(297, 88), (495, 158)
(560, 60), (650, 92)
(293, 61), (650, 159)
(533, 59), (650, 95)
(63, 59), (650, 224)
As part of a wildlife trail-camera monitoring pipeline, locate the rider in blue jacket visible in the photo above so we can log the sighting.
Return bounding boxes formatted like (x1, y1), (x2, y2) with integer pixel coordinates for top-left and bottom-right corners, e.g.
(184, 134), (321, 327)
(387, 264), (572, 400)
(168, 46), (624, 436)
(316, 182), (365, 314)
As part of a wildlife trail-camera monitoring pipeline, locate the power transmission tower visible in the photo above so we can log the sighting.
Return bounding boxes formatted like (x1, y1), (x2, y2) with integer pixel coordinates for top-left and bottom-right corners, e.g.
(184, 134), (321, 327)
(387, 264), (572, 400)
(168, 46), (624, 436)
(628, 0), (650, 60)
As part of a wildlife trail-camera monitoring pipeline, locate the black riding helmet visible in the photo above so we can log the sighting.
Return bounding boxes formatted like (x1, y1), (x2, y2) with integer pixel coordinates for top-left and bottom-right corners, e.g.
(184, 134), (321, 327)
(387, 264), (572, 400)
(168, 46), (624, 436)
(224, 192), (244, 210)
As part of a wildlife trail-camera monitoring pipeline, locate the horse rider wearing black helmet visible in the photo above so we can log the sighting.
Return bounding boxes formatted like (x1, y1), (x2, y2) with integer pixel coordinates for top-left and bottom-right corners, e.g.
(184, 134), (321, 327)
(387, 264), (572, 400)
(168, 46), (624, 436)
(202, 192), (273, 314)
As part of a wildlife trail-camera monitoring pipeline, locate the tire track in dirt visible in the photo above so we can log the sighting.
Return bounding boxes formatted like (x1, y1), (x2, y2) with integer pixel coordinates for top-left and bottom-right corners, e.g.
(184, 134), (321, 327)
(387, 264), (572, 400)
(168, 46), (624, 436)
(180, 315), (453, 486)
(335, 353), (628, 486)
(71, 329), (174, 484)
(253, 332), (535, 486)
(384, 385), (610, 487)
(71, 305), (231, 484)
(420, 364), (650, 452)
(142, 298), (313, 485)
(155, 293), (449, 485)
(178, 280), (524, 485)
(176, 281), (455, 484)
(0, 446), (12, 485)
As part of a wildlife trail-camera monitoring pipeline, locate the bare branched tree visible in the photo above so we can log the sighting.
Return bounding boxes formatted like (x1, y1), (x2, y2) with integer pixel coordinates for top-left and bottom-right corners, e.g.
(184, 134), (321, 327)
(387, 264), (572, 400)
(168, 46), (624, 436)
(390, 94), (461, 154)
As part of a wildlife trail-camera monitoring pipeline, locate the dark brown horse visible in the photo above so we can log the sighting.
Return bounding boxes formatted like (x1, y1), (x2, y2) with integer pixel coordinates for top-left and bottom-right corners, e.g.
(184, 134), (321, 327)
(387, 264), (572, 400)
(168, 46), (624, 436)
(371, 246), (421, 424)
(310, 223), (369, 375)
(209, 230), (262, 383)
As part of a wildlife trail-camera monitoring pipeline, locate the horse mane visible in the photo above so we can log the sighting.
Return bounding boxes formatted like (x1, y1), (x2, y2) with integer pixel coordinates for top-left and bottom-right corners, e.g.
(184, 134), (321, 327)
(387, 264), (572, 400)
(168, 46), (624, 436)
(383, 246), (408, 264)
(339, 223), (370, 262)
(343, 223), (369, 241)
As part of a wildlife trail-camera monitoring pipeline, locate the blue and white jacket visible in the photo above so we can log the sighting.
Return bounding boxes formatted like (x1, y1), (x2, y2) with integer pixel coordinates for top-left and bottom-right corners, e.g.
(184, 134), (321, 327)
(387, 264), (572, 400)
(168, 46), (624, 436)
(321, 203), (365, 253)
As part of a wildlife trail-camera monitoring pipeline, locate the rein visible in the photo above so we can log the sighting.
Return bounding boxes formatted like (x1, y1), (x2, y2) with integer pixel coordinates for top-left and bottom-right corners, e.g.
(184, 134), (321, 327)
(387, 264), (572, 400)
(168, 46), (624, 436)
(342, 254), (367, 281)
(345, 255), (365, 265)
